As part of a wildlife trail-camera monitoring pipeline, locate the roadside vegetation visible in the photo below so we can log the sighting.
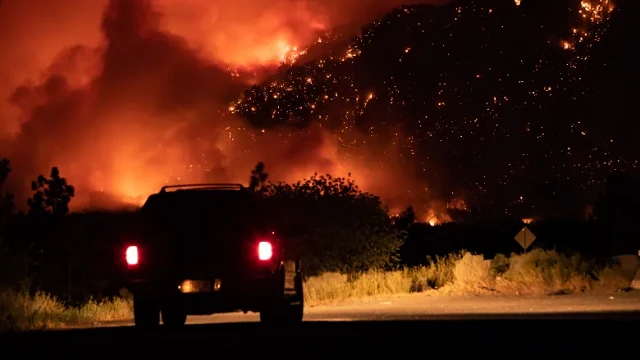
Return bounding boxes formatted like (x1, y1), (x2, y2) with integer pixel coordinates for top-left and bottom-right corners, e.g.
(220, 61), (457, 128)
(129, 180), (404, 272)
(0, 160), (636, 332)
(303, 249), (632, 305)
(0, 290), (132, 332)
(2, 248), (631, 331)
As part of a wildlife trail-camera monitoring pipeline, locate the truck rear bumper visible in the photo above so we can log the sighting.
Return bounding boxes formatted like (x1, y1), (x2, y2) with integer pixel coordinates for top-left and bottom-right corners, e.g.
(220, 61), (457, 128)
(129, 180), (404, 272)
(125, 275), (285, 314)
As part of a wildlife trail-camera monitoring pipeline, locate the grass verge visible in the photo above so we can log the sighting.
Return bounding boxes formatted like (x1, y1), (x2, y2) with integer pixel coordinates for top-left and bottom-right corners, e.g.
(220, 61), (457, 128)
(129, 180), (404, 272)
(303, 249), (633, 306)
(0, 290), (132, 332)
(1, 249), (633, 331)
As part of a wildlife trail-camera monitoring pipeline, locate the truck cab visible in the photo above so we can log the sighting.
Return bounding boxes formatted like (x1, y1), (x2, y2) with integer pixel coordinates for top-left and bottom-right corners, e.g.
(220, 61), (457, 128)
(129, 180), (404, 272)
(122, 184), (303, 328)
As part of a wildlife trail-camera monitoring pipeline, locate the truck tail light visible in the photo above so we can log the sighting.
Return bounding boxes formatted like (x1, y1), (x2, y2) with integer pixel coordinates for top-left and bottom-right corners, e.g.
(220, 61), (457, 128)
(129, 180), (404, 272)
(126, 245), (139, 265)
(258, 241), (272, 261)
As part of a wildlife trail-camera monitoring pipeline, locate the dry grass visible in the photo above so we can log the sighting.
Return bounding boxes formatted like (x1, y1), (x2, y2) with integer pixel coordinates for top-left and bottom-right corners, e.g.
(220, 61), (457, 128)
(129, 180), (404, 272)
(2, 249), (632, 331)
(0, 290), (132, 332)
(303, 249), (633, 306)
(303, 270), (417, 305)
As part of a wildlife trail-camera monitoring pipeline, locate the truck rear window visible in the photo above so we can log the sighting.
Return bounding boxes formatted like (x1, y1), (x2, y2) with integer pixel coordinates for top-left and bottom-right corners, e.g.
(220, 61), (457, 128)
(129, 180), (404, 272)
(140, 190), (262, 221)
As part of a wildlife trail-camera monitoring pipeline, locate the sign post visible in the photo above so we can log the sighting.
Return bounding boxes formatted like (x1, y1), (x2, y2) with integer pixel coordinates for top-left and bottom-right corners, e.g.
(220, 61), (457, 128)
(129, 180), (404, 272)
(514, 226), (536, 253)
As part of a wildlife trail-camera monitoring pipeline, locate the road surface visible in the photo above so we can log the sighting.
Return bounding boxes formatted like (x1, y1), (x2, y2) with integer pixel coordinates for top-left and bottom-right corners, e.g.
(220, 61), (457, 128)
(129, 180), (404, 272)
(2, 292), (639, 352)
(98, 291), (640, 326)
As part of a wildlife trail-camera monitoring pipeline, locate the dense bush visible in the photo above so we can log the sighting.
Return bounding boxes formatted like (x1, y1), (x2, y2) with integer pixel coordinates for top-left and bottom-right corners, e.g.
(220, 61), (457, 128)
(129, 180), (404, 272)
(259, 171), (404, 277)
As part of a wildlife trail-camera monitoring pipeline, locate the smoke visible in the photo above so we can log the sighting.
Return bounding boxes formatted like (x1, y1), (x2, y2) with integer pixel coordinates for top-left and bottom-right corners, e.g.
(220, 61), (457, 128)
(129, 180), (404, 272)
(152, 0), (447, 68)
(0, 0), (108, 135)
(0, 0), (446, 215)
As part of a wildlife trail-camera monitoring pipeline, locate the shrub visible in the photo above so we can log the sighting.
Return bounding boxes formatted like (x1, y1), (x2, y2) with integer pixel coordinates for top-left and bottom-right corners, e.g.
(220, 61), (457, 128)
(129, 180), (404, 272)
(261, 173), (404, 276)
(303, 249), (631, 305)
(496, 249), (593, 294)
(0, 290), (67, 332)
(453, 252), (492, 291)
(421, 252), (463, 290)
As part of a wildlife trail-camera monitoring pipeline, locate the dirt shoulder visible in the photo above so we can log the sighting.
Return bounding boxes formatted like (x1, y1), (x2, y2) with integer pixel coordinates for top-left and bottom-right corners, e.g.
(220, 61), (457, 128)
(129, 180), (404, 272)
(307, 290), (640, 315)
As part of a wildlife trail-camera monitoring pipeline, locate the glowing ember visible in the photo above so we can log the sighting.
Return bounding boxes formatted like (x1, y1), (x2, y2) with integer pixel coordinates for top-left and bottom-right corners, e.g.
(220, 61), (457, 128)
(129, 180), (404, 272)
(0, 0), (626, 218)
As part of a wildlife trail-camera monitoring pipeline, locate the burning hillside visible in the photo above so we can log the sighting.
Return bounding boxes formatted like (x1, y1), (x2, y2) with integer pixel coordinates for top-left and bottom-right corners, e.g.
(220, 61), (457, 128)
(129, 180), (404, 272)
(0, 0), (628, 222)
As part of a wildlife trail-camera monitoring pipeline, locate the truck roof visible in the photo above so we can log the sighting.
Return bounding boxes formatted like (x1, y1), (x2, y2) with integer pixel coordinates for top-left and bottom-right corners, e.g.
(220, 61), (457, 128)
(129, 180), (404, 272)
(158, 183), (247, 193)
(141, 183), (260, 214)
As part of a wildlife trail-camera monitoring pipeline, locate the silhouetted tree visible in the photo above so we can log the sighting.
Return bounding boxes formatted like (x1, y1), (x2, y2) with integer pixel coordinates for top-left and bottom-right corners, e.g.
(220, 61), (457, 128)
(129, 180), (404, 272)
(0, 158), (14, 212)
(0, 158), (15, 249)
(27, 167), (75, 217)
(248, 162), (269, 193)
(0, 158), (10, 185)
(23, 167), (75, 297)
(259, 169), (403, 276)
(393, 206), (415, 230)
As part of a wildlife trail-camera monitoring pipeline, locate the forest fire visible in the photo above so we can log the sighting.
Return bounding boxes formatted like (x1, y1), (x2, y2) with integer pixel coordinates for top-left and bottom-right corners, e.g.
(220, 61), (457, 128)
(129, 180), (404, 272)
(427, 215), (440, 226)
(0, 0), (623, 221)
(0, 0), (447, 213)
(151, 0), (327, 69)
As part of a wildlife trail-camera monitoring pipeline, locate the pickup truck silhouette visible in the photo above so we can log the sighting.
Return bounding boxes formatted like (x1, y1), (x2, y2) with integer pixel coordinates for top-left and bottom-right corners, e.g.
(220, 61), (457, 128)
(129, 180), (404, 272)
(122, 183), (303, 328)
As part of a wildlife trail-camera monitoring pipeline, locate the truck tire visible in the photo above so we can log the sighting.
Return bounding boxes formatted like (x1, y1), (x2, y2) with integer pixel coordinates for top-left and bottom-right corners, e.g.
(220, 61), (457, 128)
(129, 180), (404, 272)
(260, 272), (304, 326)
(133, 295), (160, 329)
(161, 297), (187, 328)
(259, 300), (303, 326)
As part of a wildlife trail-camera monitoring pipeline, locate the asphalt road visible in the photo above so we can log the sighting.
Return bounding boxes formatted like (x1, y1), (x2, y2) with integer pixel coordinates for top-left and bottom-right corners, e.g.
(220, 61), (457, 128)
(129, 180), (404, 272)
(2, 292), (639, 353)
(94, 291), (640, 325)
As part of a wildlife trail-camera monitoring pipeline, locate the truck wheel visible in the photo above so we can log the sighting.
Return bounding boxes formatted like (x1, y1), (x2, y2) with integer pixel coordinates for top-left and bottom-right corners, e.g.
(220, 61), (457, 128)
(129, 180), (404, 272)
(259, 301), (303, 326)
(161, 298), (187, 328)
(133, 295), (160, 329)
(289, 272), (304, 323)
(260, 274), (304, 326)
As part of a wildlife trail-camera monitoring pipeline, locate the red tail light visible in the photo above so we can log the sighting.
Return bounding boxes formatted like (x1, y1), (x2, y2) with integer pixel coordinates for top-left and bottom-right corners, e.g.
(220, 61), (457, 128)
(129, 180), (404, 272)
(258, 241), (272, 261)
(126, 245), (139, 265)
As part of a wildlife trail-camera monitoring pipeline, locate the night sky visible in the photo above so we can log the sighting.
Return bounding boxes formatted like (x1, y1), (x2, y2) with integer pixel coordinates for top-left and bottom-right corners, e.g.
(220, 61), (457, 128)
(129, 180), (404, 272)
(231, 0), (631, 219)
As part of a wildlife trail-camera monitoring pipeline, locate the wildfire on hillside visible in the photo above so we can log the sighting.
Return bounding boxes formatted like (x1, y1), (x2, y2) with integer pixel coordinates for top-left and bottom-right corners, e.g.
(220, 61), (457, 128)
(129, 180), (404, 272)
(0, 0), (448, 213)
(0, 0), (622, 220)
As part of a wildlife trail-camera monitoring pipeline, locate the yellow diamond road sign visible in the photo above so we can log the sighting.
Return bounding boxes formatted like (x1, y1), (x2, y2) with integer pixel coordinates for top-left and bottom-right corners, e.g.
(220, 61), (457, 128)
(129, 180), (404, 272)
(515, 226), (536, 251)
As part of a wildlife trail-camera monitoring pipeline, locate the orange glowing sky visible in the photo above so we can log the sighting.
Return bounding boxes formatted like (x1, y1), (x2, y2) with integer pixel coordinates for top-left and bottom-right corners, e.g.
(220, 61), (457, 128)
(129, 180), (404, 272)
(0, 0), (447, 217)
